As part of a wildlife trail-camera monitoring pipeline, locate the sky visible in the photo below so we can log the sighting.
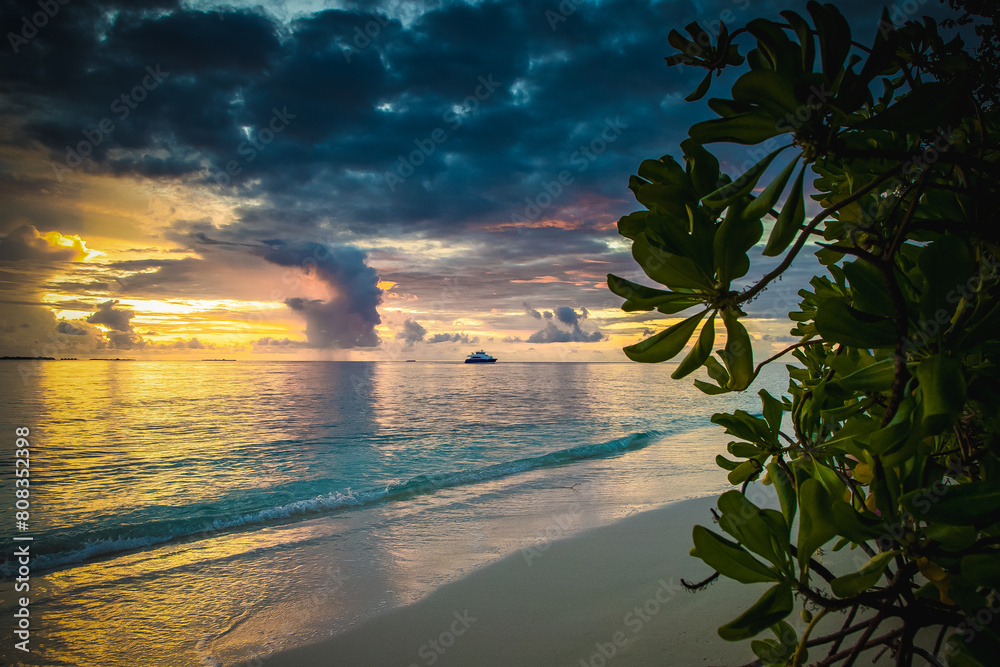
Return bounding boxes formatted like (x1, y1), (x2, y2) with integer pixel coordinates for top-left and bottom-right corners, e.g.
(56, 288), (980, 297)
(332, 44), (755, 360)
(0, 0), (959, 361)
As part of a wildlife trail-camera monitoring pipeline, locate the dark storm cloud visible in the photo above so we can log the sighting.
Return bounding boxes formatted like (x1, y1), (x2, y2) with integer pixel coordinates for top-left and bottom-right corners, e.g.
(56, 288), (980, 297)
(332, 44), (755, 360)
(397, 318), (427, 345)
(0, 224), (79, 262)
(526, 305), (602, 342)
(253, 336), (309, 348)
(523, 302), (542, 319)
(260, 242), (382, 348)
(86, 299), (135, 332)
(57, 320), (88, 335)
(0, 0), (955, 329)
(1, 0), (719, 237)
(526, 321), (603, 343)
(427, 332), (478, 344)
(554, 306), (580, 327)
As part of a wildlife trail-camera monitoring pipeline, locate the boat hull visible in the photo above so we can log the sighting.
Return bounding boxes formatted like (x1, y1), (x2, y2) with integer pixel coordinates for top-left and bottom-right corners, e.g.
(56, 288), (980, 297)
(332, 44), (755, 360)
(464, 358), (497, 363)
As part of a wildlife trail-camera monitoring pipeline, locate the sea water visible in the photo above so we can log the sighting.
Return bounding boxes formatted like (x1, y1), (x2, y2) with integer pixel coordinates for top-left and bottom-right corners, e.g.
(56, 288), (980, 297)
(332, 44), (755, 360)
(0, 360), (785, 666)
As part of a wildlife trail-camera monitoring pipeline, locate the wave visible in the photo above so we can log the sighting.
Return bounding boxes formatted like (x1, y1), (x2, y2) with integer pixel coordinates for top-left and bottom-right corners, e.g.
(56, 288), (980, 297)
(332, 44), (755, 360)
(10, 431), (658, 573)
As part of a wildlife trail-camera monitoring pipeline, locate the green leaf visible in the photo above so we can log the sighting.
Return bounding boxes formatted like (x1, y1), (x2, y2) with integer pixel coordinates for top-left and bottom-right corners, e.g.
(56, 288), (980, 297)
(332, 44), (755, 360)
(745, 18), (800, 75)
(797, 478), (838, 572)
(714, 201), (762, 284)
(814, 298), (897, 348)
(830, 550), (899, 598)
(667, 28), (693, 53)
(687, 71), (714, 102)
(692, 524), (780, 584)
(607, 274), (702, 313)
(721, 307), (754, 390)
(780, 10), (815, 72)
(632, 233), (715, 291)
(728, 459), (762, 485)
(695, 379), (733, 395)
(702, 145), (789, 208)
(729, 440), (762, 458)
(717, 490), (786, 568)
(732, 69), (803, 118)
(916, 235), (974, 319)
(744, 155), (800, 222)
(835, 358), (895, 393)
(716, 454), (741, 471)
(673, 313), (716, 379)
(866, 395), (916, 461)
(961, 554), (1000, 589)
(623, 310), (708, 363)
(759, 389), (784, 435)
(680, 139), (722, 199)
(767, 461), (797, 526)
(690, 112), (786, 146)
(713, 410), (774, 448)
(842, 260), (894, 315)
(924, 524), (977, 552)
(915, 354), (967, 433)
(806, 1), (851, 80)
(762, 164), (806, 256)
(718, 583), (794, 641)
(704, 356), (731, 386)
(636, 154), (689, 187)
(830, 501), (884, 543)
(901, 481), (1000, 526)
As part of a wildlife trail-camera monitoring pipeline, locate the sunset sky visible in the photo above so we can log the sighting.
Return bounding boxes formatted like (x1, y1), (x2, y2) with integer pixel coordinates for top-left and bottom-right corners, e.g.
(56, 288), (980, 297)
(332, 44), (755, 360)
(0, 0), (954, 361)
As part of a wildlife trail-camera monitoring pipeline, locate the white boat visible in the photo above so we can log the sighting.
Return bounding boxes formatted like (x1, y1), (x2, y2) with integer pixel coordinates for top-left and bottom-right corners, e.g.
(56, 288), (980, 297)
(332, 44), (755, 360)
(464, 350), (497, 364)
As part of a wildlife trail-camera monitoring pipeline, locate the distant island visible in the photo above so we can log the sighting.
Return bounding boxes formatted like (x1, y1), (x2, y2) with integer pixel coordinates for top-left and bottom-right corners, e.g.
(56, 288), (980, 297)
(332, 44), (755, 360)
(1, 356), (56, 360)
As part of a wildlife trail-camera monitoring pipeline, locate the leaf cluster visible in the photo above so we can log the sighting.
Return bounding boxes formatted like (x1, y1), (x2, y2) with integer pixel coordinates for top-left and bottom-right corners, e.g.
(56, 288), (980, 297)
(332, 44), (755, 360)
(609, 3), (1000, 665)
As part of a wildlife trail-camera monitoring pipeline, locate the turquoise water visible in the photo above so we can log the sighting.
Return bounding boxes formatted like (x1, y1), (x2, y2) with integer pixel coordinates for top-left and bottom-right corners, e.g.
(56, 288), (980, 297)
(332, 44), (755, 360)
(0, 360), (784, 665)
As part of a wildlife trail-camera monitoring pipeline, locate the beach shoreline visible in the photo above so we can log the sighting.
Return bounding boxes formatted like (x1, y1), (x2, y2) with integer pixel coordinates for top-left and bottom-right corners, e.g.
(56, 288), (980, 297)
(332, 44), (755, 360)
(260, 494), (769, 667)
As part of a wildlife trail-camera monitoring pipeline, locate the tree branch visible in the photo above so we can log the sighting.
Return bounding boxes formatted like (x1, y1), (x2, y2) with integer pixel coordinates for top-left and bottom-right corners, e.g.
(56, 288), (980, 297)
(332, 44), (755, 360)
(738, 165), (905, 305)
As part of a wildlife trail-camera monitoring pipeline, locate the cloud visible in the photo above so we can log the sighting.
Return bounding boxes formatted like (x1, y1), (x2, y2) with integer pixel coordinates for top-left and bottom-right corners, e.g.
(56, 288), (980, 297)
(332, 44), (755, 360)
(397, 318), (427, 345)
(57, 321), (89, 335)
(427, 332), (478, 344)
(522, 305), (601, 342)
(523, 301), (542, 319)
(554, 306), (581, 327)
(526, 316), (604, 343)
(107, 331), (145, 349)
(86, 300), (136, 332)
(259, 242), (383, 348)
(253, 337), (308, 347)
(161, 337), (210, 349)
(0, 224), (87, 262)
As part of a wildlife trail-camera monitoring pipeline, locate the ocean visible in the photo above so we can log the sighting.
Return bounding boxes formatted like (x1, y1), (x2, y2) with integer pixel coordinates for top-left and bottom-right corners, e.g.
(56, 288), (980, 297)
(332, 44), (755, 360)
(0, 360), (784, 666)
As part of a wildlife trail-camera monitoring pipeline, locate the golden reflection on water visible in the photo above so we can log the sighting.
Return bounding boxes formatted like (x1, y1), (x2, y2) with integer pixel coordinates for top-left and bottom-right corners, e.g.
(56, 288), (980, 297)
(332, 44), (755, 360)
(0, 360), (769, 666)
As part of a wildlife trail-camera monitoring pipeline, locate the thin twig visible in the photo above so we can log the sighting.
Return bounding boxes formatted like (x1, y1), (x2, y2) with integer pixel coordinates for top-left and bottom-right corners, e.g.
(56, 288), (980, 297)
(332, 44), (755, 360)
(842, 610), (887, 667)
(824, 604), (859, 656)
(681, 571), (720, 590)
(821, 628), (905, 666)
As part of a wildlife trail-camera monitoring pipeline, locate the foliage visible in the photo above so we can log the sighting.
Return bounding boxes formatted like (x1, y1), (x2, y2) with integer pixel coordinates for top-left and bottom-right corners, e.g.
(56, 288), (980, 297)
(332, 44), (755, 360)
(609, 2), (1000, 665)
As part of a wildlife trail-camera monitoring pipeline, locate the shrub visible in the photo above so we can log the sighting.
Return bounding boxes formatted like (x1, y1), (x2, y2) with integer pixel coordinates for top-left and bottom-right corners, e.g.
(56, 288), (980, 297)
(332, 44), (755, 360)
(609, 3), (1000, 664)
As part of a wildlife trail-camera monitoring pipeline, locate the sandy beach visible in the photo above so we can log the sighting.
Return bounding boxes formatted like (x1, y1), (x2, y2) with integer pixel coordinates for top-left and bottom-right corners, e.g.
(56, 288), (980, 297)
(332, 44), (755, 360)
(263, 494), (771, 667)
